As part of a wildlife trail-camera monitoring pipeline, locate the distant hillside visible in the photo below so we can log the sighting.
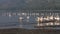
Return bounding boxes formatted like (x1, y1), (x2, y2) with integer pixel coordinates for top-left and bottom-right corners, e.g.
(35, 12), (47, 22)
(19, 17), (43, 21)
(0, 0), (60, 10)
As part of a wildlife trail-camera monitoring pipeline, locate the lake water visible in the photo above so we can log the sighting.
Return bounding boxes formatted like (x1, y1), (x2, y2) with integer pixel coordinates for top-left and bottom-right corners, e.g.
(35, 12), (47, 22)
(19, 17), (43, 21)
(0, 10), (60, 30)
(0, 12), (38, 29)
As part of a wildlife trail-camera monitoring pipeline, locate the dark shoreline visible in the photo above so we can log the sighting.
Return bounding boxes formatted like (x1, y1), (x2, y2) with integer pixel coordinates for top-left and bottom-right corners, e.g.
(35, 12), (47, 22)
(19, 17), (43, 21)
(0, 28), (60, 34)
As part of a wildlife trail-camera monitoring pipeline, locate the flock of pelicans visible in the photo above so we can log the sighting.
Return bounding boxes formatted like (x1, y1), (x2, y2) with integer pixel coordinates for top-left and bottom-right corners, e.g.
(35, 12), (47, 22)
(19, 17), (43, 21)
(36, 15), (60, 27)
(1, 12), (39, 16)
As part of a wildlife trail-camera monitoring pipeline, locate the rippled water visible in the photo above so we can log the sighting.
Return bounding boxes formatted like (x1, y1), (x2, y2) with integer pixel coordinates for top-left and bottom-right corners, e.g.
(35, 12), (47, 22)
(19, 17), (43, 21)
(0, 14), (37, 29)
(0, 11), (60, 30)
